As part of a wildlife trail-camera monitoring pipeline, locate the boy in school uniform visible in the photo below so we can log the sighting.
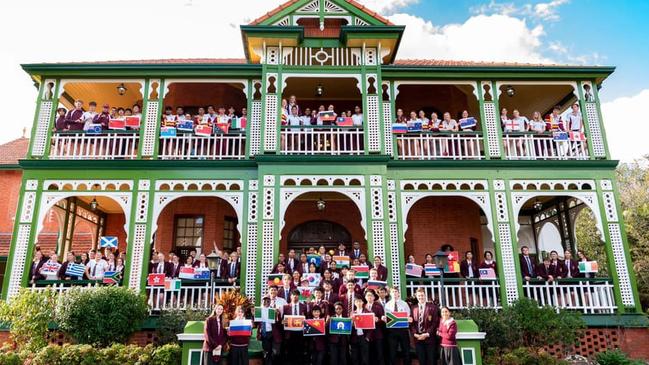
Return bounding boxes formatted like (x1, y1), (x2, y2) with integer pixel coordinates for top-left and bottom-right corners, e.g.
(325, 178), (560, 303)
(64, 100), (85, 130)
(410, 288), (440, 365)
(282, 290), (307, 365)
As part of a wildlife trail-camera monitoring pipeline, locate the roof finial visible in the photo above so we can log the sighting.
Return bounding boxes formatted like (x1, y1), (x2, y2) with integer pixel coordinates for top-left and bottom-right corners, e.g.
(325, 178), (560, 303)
(22, 127), (27, 138)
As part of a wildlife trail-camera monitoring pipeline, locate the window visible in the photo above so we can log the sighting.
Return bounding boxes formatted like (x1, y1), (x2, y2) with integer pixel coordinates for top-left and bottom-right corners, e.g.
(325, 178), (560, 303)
(174, 215), (204, 249)
(223, 216), (238, 250)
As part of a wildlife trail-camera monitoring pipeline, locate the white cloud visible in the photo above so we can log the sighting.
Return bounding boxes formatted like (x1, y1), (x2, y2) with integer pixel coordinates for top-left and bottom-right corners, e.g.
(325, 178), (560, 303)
(533, 0), (569, 21)
(358, 0), (419, 15)
(601, 89), (649, 162)
(472, 0), (569, 22)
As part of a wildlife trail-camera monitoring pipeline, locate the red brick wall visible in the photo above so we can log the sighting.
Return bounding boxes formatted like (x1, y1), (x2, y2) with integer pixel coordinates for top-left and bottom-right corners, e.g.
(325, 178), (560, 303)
(154, 197), (239, 254)
(405, 197), (483, 261)
(280, 199), (366, 254)
(103, 213), (128, 253)
(0, 171), (22, 256)
(546, 327), (649, 360)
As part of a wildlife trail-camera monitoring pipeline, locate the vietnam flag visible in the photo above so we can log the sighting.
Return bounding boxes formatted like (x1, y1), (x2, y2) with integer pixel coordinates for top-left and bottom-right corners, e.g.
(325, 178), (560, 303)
(353, 313), (375, 330)
(303, 318), (326, 336)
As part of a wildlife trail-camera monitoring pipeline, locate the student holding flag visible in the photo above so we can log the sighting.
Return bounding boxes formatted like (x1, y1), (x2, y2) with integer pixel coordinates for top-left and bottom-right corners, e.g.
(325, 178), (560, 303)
(438, 307), (462, 365)
(59, 251), (80, 280)
(479, 251), (497, 277)
(204, 304), (227, 365)
(228, 305), (251, 365)
(257, 296), (278, 365)
(350, 295), (371, 365)
(384, 286), (413, 365)
(308, 305), (327, 365)
(327, 302), (350, 365)
(282, 290), (307, 365)
(364, 289), (385, 365)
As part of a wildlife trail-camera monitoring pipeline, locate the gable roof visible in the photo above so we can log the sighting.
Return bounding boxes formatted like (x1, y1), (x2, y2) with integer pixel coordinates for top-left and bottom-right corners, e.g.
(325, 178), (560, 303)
(249, 0), (393, 26)
(0, 137), (29, 166)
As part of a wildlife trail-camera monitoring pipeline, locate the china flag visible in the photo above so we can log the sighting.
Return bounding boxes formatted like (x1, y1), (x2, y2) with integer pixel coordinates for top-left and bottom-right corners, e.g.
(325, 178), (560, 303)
(353, 313), (375, 330)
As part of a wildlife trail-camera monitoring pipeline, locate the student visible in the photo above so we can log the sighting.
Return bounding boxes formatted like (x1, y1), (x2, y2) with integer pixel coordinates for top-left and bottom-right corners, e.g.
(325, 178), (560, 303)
(460, 251), (479, 279)
(309, 305), (327, 365)
(350, 241), (363, 260)
(364, 289), (385, 365)
(547, 106), (565, 131)
(93, 104), (111, 130)
(204, 304), (227, 365)
(577, 251), (593, 278)
(536, 256), (554, 282)
(440, 112), (458, 132)
(287, 95), (300, 116)
(278, 274), (294, 302)
(350, 295), (370, 365)
(291, 270), (302, 288)
(418, 110), (430, 130)
(194, 253), (209, 269)
(86, 251), (109, 280)
(28, 249), (47, 284)
(410, 288), (439, 365)
(175, 107), (186, 121)
(548, 250), (562, 279)
(561, 250), (580, 278)
(115, 257), (125, 279)
(39, 253), (61, 281)
(352, 106), (364, 127)
(169, 254), (181, 278)
(309, 287), (330, 318)
(257, 296), (277, 365)
(64, 100), (85, 130)
(479, 251), (497, 276)
(163, 106), (177, 126)
(438, 307), (462, 365)
(81, 101), (98, 130)
(283, 290), (307, 365)
(459, 110), (476, 131)
(105, 252), (118, 272)
(327, 302), (349, 365)
(286, 249), (299, 274)
(228, 305), (250, 365)
(422, 253), (434, 268)
(341, 281), (358, 317)
(55, 107), (68, 131)
(151, 252), (171, 276)
(407, 254), (416, 265)
(566, 103), (583, 132)
(373, 256), (388, 281)
(59, 251), (80, 280)
(132, 104), (142, 118)
(529, 111), (546, 134)
(384, 286), (412, 365)
(339, 271), (361, 298)
(226, 252), (240, 284)
(511, 109), (529, 132)
(519, 246), (536, 281)
(336, 242), (348, 257)
(500, 107), (510, 130)
(298, 253), (310, 274)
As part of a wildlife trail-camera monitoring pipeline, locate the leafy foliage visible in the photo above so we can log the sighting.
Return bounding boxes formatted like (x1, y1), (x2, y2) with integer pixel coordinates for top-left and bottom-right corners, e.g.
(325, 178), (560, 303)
(595, 349), (645, 365)
(151, 343), (182, 365)
(215, 289), (254, 320)
(574, 208), (609, 276)
(484, 347), (568, 365)
(0, 288), (57, 353)
(29, 343), (177, 365)
(54, 286), (148, 347)
(156, 308), (209, 345)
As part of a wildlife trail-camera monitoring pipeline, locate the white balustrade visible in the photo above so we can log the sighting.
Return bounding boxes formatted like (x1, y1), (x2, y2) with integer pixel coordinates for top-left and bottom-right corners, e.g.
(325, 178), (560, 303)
(30, 282), (102, 294)
(159, 132), (246, 160)
(406, 279), (502, 310)
(523, 279), (616, 314)
(146, 283), (235, 311)
(283, 47), (361, 66)
(280, 127), (364, 155)
(395, 133), (484, 160)
(50, 132), (139, 159)
(503, 133), (589, 160)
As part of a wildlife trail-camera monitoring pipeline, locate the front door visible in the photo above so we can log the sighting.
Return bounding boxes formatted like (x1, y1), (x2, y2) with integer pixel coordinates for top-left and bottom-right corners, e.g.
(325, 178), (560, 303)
(287, 220), (351, 252)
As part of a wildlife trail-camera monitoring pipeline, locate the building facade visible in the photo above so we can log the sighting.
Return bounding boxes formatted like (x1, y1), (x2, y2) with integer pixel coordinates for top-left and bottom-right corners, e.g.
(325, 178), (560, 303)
(1, 0), (644, 329)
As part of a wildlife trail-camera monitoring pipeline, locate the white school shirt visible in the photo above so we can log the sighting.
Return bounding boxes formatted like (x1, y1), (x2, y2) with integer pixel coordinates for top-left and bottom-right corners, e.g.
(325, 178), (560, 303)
(87, 259), (108, 279)
(529, 120), (546, 133)
(419, 117), (430, 129)
(513, 116), (529, 131)
(431, 119), (442, 130)
(287, 115), (302, 126)
(442, 119), (458, 131)
(566, 112), (582, 131)
(81, 111), (97, 130)
(384, 299), (411, 315)
(352, 113), (363, 127)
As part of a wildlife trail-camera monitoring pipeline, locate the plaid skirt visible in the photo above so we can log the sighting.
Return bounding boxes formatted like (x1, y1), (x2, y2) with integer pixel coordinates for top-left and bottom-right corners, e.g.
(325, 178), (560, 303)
(440, 346), (462, 365)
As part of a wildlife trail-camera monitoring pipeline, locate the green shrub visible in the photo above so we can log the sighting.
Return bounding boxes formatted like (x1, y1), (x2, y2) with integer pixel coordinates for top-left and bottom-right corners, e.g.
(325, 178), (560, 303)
(156, 308), (209, 345)
(31, 343), (159, 365)
(485, 347), (568, 365)
(0, 288), (57, 353)
(32, 344), (64, 365)
(55, 286), (148, 347)
(595, 349), (644, 365)
(0, 350), (22, 365)
(152, 343), (181, 365)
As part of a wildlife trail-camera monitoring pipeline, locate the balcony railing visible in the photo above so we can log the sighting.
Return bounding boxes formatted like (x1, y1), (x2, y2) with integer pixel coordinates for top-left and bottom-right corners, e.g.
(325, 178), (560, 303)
(159, 131), (246, 160)
(280, 126), (364, 155)
(522, 278), (616, 314)
(50, 131), (139, 160)
(406, 278), (502, 310)
(503, 132), (589, 160)
(395, 132), (484, 160)
(146, 280), (237, 311)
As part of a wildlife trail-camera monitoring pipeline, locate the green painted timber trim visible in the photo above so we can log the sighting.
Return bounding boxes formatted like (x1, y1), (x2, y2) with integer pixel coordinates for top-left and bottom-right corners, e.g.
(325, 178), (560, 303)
(387, 159), (619, 169)
(19, 159), (259, 170)
(1, 177), (30, 299)
(0, 164), (21, 170)
(382, 65), (614, 81)
(582, 313), (649, 328)
(456, 319), (479, 332)
(255, 154), (391, 164)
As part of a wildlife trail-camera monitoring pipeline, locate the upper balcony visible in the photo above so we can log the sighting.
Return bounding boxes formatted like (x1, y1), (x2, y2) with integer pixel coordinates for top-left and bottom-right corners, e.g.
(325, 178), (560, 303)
(27, 76), (609, 163)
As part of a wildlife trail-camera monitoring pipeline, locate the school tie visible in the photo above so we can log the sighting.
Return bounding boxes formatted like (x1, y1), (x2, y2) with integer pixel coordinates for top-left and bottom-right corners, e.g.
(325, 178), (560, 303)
(217, 319), (220, 336)
(348, 294), (353, 315)
(325, 292), (330, 302)
(92, 263), (97, 277)
(293, 304), (297, 316)
(525, 257), (533, 274)
(230, 264), (235, 277)
(418, 304), (424, 333)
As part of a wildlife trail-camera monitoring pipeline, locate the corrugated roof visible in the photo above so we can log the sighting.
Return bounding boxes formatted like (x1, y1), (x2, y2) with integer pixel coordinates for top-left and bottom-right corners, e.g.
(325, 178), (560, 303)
(392, 59), (570, 67)
(249, 0), (393, 26)
(0, 137), (29, 166)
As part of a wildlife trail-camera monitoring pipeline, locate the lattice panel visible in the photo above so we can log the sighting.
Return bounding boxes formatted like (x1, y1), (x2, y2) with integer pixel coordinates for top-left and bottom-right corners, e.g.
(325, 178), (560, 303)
(141, 100), (159, 156)
(509, 179), (595, 191)
(382, 102), (393, 156)
(263, 188), (274, 220)
(249, 100), (262, 156)
(31, 100), (53, 156)
(389, 223), (400, 288)
(245, 224), (258, 299)
(7, 224), (31, 299)
(585, 103), (606, 157)
(261, 221), (275, 287)
(602, 192), (619, 222)
(608, 223), (634, 306)
(498, 223), (519, 304)
(371, 187), (384, 219)
(495, 192), (509, 222)
(19, 192), (36, 223)
(387, 192), (397, 223)
(366, 95), (380, 152)
(264, 95), (278, 151)
(128, 224), (147, 290)
(266, 47), (280, 65)
(372, 221), (386, 262)
(248, 192), (258, 222)
(135, 192), (149, 223)
(364, 48), (377, 66)
(483, 102), (501, 157)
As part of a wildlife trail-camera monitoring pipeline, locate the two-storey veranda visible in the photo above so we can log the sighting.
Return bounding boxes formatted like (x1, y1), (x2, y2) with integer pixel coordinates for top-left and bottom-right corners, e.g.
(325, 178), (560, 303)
(2, 0), (643, 327)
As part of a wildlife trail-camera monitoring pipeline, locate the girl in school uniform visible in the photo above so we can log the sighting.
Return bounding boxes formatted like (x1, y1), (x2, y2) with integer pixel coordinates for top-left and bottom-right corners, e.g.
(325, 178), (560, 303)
(350, 295), (370, 365)
(227, 305), (250, 365)
(479, 251), (497, 276)
(438, 306), (462, 365)
(309, 305), (327, 365)
(364, 289), (385, 365)
(327, 302), (350, 365)
(204, 304), (227, 365)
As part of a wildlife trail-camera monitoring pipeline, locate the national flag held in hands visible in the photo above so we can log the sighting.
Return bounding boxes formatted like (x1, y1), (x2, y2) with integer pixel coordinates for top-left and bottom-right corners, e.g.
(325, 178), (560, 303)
(351, 265), (369, 279)
(307, 254), (322, 267)
(193, 268), (211, 280)
(385, 311), (409, 329)
(100, 236), (118, 248)
(425, 264), (441, 276)
(297, 286), (313, 301)
(302, 273), (321, 287)
(179, 267), (195, 280)
(329, 317), (352, 335)
(578, 261), (598, 273)
(147, 273), (165, 286)
(353, 313), (375, 330)
(229, 319), (253, 337)
(65, 263), (85, 278)
(164, 278), (181, 291)
(283, 315), (305, 331)
(103, 271), (121, 285)
(254, 307), (277, 324)
(366, 280), (387, 290)
(479, 268), (497, 280)
(333, 255), (350, 268)
(406, 263), (423, 277)
(303, 318), (326, 336)
(267, 273), (284, 286)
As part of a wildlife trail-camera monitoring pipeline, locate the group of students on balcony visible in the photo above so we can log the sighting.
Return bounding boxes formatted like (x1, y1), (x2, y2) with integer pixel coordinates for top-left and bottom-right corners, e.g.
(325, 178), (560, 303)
(54, 99), (142, 132)
(406, 247), (498, 279)
(519, 246), (593, 281)
(393, 109), (478, 133)
(160, 105), (247, 135)
(147, 245), (242, 284)
(500, 103), (584, 134)
(28, 245), (126, 284)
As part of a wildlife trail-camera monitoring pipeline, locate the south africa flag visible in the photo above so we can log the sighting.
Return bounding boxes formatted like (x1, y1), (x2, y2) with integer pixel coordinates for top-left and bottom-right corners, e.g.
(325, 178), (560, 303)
(103, 271), (122, 285)
(385, 311), (409, 329)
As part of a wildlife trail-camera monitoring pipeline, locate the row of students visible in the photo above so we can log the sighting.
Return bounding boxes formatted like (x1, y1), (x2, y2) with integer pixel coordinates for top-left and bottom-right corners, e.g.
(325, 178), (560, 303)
(55, 99), (142, 132)
(406, 249), (499, 279)
(500, 103), (583, 133)
(520, 247), (591, 281)
(29, 247), (126, 283)
(282, 102), (364, 127)
(394, 109), (478, 132)
(148, 248), (242, 284)
(161, 105), (247, 130)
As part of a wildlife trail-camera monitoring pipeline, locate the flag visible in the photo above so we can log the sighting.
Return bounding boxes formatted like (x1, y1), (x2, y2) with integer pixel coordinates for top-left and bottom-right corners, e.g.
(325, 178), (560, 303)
(215, 123), (229, 134)
(578, 261), (598, 273)
(283, 315), (305, 331)
(177, 120), (194, 132)
(267, 273), (284, 287)
(353, 313), (375, 330)
(366, 280), (387, 290)
(447, 251), (459, 262)
(65, 263), (85, 278)
(425, 264), (441, 277)
(333, 255), (350, 268)
(392, 123), (408, 134)
(302, 273), (321, 287)
(231, 117), (247, 130)
(479, 268), (497, 280)
(460, 117), (477, 129)
(103, 271), (122, 285)
(351, 266), (369, 280)
(100, 236), (118, 249)
(229, 319), (253, 337)
(41, 262), (61, 275)
(109, 119), (126, 130)
(164, 278), (181, 291)
(163, 119), (177, 127)
(505, 120), (520, 131)
(179, 267), (195, 280)
(194, 268), (210, 280)
(329, 317), (352, 335)
(569, 131), (586, 141)
(297, 286), (313, 301)
(84, 124), (103, 134)
(445, 261), (460, 274)
(125, 116), (140, 128)
(318, 111), (336, 122)
(254, 307), (277, 324)
(406, 263), (423, 277)
(160, 127), (177, 138)
(307, 254), (322, 267)
(303, 318), (326, 336)
(552, 131), (569, 141)
(385, 311), (409, 329)
(147, 273), (165, 286)
(336, 117), (353, 126)
(196, 125), (213, 137)
(407, 121), (422, 132)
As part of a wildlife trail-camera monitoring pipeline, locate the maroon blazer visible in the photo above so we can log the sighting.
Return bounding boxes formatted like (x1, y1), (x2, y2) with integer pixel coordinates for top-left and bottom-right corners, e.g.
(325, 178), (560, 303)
(29, 259), (46, 282)
(277, 285), (295, 302)
(204, 316), (227, 352)
(536, 263), (553, 280)
(366, 301), (384, 340)
(271, 259), (286, 273)
(375, 264), (388, 281)
(410, 302), (439, 344)
(64, 109), (84, 130)
(285, 258), (299, 274)
(520, 255), (537, 278)
(297, 261), (310, 275)
(338, 282), (361, 297)
(322, 291), (338, 306)
(479, 261), (497, 276)
(150, 262), (172, 277)
(307, 299), (330, 318)
(460, 260), (479, 279)
(548, 261), (562, 278)
(169, 263), (182, 278)
(340, 292), (357, 317)
(560, 259), (580, 278)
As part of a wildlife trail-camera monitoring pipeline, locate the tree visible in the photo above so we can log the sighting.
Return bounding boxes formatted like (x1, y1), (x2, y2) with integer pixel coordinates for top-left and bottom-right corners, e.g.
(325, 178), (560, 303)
(0, 289), (57, 353)
(574, 208), (608, 276)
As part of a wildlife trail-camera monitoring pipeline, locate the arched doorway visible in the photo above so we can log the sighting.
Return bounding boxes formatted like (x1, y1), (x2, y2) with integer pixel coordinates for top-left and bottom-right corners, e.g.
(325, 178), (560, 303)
(287, 220), (351, 251)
